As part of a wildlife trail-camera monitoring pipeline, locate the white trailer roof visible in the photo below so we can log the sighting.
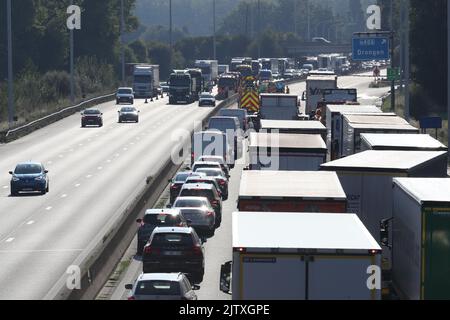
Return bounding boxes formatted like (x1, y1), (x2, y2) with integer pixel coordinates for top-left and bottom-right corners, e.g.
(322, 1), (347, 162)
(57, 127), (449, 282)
(344, 114), (410, 125)
(232, 212), (381, 250)
(260, 120), (326, 131)
(260, 93), (298, 99)
(361, 134), (447, 150)
(249, 132), (326, 150)
(307, 75), (337, 81)
(239, 170), (346, 200)
(350, 123), (419, 131)
(394, 178), (450, 204)
(326, 105), (381, 114)
(321, 150), (447, 171)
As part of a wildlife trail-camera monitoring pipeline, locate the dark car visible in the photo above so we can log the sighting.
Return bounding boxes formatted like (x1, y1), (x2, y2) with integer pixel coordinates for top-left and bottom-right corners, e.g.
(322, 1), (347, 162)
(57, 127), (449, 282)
(9, 162), (49, 196)
(168, 171), (206, 204)
(81, 108), (103, 127)
(178, 207), (216, 236)
(136, 209), (188, 255)
(178, 183), (222, 224)
(118, 106), (139, 123)
(196, 155), (230, 178)
(142, 227), (205, 283)
(185, 176), (227, 201)
(194, 168), (229, 201)
(192, 161), (227, 179)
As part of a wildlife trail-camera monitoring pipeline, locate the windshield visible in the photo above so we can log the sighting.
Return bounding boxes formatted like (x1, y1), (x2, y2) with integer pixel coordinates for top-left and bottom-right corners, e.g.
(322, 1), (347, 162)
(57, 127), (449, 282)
(218, 78), (236, 87)
(118, 88), (132, 94)
(259, 70), (272, 78)
(174, 172), (190, 182)
(84, 109), (100, 115)
(14, 164), (43, 175)
(120, 107), (136, 112)
(170, 76), (190, 86)
(135, 280), (181, 296)
(208, 118), (236, 132)
(199, 66), (211, 75)
(134, 75), (151, 83)
(261, 61), (271, 69)
(200, 94), (213, 99)
(173, 198), (207, 208)
(180, 189), (213, 201)
(143, 213), (181, 225)
(196, 168), (223, 177)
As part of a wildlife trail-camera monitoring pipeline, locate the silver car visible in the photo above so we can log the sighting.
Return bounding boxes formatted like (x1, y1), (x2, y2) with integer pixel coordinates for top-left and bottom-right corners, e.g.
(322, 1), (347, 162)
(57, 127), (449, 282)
(125, 273), (199, 300)
(116, 87), (134, 104)
(198, 92), (216, 106)
(118, 106), (139, 123)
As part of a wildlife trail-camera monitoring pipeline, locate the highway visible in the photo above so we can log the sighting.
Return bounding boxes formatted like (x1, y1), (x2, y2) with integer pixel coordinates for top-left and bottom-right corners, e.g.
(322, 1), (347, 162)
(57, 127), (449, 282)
(0, 94), (218, 299)
(103, 72), (391, 300)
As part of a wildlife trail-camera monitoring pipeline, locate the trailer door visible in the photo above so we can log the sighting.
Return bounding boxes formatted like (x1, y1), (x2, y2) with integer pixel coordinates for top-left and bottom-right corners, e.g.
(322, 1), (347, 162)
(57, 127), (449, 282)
(241, 255), (306, 300)
(307, 255), (379, 300)
(424, 209), (450, 299)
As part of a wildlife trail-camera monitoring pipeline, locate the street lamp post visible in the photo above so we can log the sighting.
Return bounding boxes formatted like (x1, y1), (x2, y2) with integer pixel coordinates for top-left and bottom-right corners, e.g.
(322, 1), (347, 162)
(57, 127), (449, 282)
(69, 0), (75, 104)
(7, 0), (15, 128)
(213, 0), (216, 60)
(120, 0), (125, 85)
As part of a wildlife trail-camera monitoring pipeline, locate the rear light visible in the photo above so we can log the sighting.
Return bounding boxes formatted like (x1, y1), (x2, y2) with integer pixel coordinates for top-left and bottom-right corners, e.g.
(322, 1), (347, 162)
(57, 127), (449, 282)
(144, 246), (160, 255)
(219, 180), (225, 185)
(128, 296), (136, 301)
(171, 185), (179, 189)
(192, 245), (202, 256)
(206, 211), (214, 216)
(211, 200), (219, 206)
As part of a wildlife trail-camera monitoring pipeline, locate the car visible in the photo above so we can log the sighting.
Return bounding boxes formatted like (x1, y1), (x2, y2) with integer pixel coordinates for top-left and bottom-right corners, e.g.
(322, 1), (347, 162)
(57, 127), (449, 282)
(136, 208), (188, 255)
(172, 196), (213, 212)
(191, 130), (235, 169)
(218, 108), (249, 132)
(116, 87), (134, 104)
(193, 168), (228, 202)
(160, 82), (170, 93)
(177, 206), (216, 236)
(185, 176), (227, 201)
(81, 108), (103, 127)
(125, 273), (199, 300)
(118, 106), (139, 123)
(9, 162), (49, 196)
(198, 92), (216, 106)
(142, 227), (205, 283)
(168, 171), (207, 204)
(192, 161), (225, 177)
(196, 155), (230, 178)
(178, 183), (222, 224)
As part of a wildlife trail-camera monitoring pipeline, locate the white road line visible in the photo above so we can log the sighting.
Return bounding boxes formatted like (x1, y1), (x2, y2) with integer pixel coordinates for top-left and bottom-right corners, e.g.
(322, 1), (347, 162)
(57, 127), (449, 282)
(123, 148), (128, 151)
(106, 159), (112, 163)
(75, 183), (81, 188)
(97, 167), (103, 170)
(27, 221), (34, 225)
(46, 206), (53, 211)
(86, 175), (92, 179)
(5, 238), (14, 243)
(79, 143), (83, 146)
(2, 186), (8, 189)
(47, 161), (53, 165)
(61, 194), (67, 198)
(58, 155), (64, 158)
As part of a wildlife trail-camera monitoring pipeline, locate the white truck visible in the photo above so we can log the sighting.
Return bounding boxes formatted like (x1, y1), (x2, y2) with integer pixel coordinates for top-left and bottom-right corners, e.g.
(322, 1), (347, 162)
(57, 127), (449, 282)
(220, 211), (382, 300)
(133, 65), (160, 98)
(303, 74), (337, 115)
(249, 132), (327, 171)
(259, 94), (299, 120)
(191, 130), (234, 168)
(194, 60), (219, 87)
(218, 64), (229, 75)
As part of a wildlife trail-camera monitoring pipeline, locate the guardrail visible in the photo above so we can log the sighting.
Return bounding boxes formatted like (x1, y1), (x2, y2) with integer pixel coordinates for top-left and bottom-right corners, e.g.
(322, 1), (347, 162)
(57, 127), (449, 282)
(44, 93), (238, 300)
(0, 93), (115, 143)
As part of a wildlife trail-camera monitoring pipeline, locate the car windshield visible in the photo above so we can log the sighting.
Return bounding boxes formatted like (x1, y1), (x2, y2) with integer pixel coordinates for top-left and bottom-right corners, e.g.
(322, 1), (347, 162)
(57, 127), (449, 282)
(174, 172), (191, 182)
(173, 198), (207, 208)
(200, 94), (213, 99)
(196, 168), (223, 177)
(84, 109), (100, 115)
(143, 214), (181, 225)
(14, 164), (42, 174)
(194, 164), (220, 171)
(135, 280), (180, 296)
(180, 189), (213, 201)
(121, 107), (136, 112)
(199, 157), (224, 164)
(118, 89), (132, 94)
(208, 118), (236, 132)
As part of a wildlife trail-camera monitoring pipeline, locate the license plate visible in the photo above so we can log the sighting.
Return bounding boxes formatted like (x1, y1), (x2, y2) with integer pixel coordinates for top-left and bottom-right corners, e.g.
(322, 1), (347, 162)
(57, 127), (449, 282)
(163, 251), (182, 256)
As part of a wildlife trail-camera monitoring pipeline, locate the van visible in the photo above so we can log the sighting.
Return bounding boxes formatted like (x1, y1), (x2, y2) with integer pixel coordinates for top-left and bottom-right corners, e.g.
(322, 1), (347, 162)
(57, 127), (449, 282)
(192, 131), (234, 168)
(218, 109), (249, 131)
(207, 116), (243, 160)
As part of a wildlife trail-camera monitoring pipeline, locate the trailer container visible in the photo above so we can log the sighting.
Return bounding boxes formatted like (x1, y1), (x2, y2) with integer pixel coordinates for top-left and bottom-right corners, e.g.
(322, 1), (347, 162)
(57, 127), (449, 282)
(392, 178), (450, 300)
(361, 133), (447, 152)
(249, 132), (327, 171)
(304, 74), (338, 115)
(220, 211), (382, 300)
(259, 94), (299, 120)
(238, 170), (347, 212)
(321, 150), (448, 270)
(260, 120), (326, 141)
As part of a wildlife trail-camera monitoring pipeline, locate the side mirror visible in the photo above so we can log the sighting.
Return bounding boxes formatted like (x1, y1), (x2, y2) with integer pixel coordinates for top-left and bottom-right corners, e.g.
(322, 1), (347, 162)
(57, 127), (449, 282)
(125, 284), (133, 290)
(380, 218), (393, 249)
(166, 204), (172, 209)
(136, 218), (142, 224)
(44, 170), (49, 174)
(8, 171), (13, 175)
(117, 111), (120, 113)
(192, 284), (201, 291)
(186, 219), (192, 227)
(168, 179), (172, 183)
(220, 261), (232, 294)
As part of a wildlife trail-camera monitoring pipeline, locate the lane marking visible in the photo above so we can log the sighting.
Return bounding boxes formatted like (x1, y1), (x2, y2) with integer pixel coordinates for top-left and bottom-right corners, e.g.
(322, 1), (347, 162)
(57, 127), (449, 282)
(2, 186), (8, 189)
(27, 221), (34, 225)
(5, 238), (14, 243)
(75, 183), (81, 188)
(61, 194), (67, 198)
(47, 161), (53, 165)
(97, 167), (103, 170)
(86, 175), (92, 179)
(106, 159), (112, 163)
(46, 206), (53, 211)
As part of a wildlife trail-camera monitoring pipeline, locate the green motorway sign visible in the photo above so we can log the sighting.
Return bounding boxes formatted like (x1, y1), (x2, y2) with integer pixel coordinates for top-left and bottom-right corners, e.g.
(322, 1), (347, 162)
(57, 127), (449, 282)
(387, 67), (400, 81)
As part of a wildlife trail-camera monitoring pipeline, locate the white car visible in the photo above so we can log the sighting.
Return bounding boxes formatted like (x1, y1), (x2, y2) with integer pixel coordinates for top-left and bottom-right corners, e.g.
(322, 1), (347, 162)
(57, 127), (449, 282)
(125, 273), (199, 300)
(116, 87), (134, 105)
(198, 92), (216, 106)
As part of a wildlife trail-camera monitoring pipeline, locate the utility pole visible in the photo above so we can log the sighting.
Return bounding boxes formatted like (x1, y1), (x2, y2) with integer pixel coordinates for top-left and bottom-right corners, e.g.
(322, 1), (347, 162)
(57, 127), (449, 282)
(120, 0), (125, 85)
(169, 0), (172, 71)
(257, 0), (261, 58)
(7, 0), (15, 128)
(307, 0), (311, 41)
(390, 0), (395, 112)
(448, 0), (450, 155)
(213, 0), (216, 60)
(70, 0), (75, 104)
(404, 0), (410, 121)
(294, 0), (297, 36)
(245, 3), (249, 37)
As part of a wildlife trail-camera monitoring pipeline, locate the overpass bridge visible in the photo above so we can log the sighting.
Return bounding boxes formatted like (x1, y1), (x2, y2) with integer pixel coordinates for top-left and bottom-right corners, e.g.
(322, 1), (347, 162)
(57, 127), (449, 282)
(285, 44), (352, 56)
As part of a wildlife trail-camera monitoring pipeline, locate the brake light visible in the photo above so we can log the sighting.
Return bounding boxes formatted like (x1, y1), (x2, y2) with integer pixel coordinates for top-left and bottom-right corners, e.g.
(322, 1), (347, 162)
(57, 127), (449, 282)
(171, 185), (179, 189)
(128, 296), (136, 300)
(206, 211), (214, 216)
(144, 246), (160, 255)
(192, 245), (202, 256)
(211, 200), (219, 206)
(219, 180), (225, 185)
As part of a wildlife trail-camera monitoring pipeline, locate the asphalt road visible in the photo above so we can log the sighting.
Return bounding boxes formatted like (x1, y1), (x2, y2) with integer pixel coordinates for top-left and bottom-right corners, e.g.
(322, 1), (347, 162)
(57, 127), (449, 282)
(0, 94), (219, 299)
(106, 72), (391, 301)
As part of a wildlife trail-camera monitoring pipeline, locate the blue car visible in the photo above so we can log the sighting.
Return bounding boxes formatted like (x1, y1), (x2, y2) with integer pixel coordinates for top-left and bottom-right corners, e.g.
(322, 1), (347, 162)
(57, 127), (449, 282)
(9, 162), (49, 196)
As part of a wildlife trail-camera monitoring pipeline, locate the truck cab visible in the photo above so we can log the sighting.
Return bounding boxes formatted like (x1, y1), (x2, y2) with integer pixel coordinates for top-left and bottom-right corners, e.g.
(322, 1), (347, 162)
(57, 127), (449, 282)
(168, 71), (195, 104)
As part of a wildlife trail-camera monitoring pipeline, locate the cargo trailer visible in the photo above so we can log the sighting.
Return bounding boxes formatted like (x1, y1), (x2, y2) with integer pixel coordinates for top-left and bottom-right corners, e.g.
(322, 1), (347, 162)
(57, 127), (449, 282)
(321, 150), (448, 270)
(260, 120), (326, 141)
(304, 74), (338, 115)
(259, 94), (299, 120)
(391, 178), (450, 300)
(249, 132), (327, 171)
(341, 114), (419, 157)
(220, 212), (382, 300)
(361, 133), (447, 152)
(238, 170), (347, 212)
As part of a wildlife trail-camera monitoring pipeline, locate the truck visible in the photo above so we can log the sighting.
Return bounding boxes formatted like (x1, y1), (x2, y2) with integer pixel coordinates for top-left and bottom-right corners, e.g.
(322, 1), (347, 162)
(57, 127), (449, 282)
(220, 211), (382, 300)
(361, 133), (448, 152)
(259, 58), (279, 77)
(185, 68), (203, 101)
(341, 114), (420, 157)
(303, 74), (338, 115)
(133, 64), (160, 98)
(325, 104), (382, 160)
(249, 132), (327, 171)
(238, 170), (347, 213)
(251, 60), (261, 77)
(321, 150), (449, 272)
(260, 119), (327, 141)
(322, 89), (357, 105)
(218, 64), (229, 75)
(259, 94), (299, 120)
(191, 130), (234, 168)
(168, 70), (196, 104)
(194, 60), (219, 87)
(390, 178), (450, 300)
(230, 57), (252, 72)
(217, 73), (239, 100)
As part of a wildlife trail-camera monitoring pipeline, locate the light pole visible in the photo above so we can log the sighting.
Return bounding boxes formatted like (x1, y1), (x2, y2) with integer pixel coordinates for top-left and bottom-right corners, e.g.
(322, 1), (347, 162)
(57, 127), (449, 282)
(257, 0), (261, 58)
(7, 0), (15, 128)
(213, 0), (216, 60)
(120, 0), (125, 85)
(307, 0), (311, 41)
(69, 1), (75, 104)
(448, 0), (450, 155)
(294, 0), (297, 36)
(169, 0), (172, 71)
